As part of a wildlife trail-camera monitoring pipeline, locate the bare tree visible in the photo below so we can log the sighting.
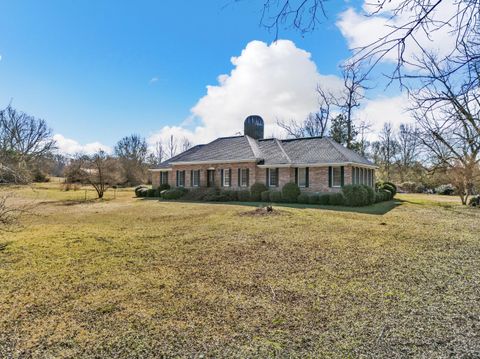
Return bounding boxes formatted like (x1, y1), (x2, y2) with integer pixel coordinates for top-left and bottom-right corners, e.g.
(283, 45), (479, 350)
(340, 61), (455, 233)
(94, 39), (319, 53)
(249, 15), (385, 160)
(114, 134), (148, 185)
(0, 106), (56, 183)
(396, 124), (421, 182)
(257, 0), (480, 84)
(410, 52), (480, 204)
(181, 137), (193, 152)
(167, 135), (177, 159)
(65, 151), (124, 199)
(371, 123), (399, 181)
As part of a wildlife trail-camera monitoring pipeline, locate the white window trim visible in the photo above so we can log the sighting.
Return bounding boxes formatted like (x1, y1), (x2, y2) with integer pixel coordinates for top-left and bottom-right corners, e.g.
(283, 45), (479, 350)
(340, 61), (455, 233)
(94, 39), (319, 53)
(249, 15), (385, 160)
(332, 167), (342, 188)
(297, 167), (307, 188)
(223, 169), (231, 187)
(192, 170), (200, 187)
(177, 171), (185, 187)
(240, 168), (248, 187)
(268, 168), (279, 187)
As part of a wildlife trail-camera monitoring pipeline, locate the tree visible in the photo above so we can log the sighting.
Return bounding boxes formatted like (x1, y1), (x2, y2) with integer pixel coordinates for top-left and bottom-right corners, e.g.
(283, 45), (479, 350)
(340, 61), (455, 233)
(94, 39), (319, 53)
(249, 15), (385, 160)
(396, 124), (421, 182)
(114, 134), (148, 186)
(329, 114), (350, 146)
(180, 137), (193, 152)
(0, 106), (56, 183)
(65, 151), (124, 199)
(371, 123), (399, 181)
(258, 0), (480, 84)
(167, 135), (177, 159)
(409, 52), (480, 204)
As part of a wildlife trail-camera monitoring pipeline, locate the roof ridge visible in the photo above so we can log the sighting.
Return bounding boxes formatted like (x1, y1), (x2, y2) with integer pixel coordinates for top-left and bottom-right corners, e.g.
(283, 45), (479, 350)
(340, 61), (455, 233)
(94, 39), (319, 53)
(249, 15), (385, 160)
(274, 138), (291, 163)
(245, 135), (263, 159)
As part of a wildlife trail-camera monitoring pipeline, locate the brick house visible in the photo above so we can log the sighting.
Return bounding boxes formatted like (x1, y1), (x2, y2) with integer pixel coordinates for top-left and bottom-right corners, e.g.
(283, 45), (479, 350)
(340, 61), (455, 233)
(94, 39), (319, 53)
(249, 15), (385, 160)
(150, 116), (376, 192)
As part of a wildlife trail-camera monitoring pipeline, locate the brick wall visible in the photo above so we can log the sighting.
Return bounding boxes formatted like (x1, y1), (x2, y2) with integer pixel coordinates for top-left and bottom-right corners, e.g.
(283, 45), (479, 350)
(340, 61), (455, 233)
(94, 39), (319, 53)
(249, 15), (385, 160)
(151, 164), (364, 193)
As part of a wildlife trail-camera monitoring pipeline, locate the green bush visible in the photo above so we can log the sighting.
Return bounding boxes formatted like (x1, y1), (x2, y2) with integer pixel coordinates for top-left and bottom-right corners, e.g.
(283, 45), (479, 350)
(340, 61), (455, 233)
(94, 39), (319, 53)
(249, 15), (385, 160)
(269, 191), (282, 203)
(135, 185), (148, 197)
(342, 185), (369, 207)
(436, 184), (455, 195)
(377, 181), (397, 197)
(363, 185), (375, 205)
(297, 193), (310, 204)
(162, 188), (187, 200)
(219, 190), (238, 201)
(261, 190), (270, 202)
(237, 190), (251, 202)
(308, 193), (320, 204)
(136, 187), (149, 197)
(282, 182), (301, 203)
(468, 195), (480, 207)
(182, 188), (217, 201)
(328, 192), (345, 206)
(159, 183), (171, 191)
(318, 193), (330, 205)
(251, 182), (268, 201)
(374, 191), (383, 203)
(379, 189), (392, 201)
(146, 188), (159, 197)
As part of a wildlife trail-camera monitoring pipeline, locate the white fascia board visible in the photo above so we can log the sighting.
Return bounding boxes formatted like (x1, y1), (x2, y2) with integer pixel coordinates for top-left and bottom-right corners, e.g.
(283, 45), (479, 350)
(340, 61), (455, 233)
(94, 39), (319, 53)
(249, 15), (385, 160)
(170, 159), (257, 165)
(148, 168), (172, 172)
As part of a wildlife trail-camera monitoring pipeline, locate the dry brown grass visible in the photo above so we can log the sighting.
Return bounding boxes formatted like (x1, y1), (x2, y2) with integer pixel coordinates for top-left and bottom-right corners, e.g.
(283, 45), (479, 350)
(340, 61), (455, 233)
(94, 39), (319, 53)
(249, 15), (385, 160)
(0, 185), (479, 358)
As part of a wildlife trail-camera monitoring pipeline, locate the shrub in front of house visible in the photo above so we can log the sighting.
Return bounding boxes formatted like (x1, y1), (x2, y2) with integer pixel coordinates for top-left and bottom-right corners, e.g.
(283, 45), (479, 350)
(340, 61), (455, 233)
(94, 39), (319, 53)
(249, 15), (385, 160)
(159, 183), (171, 191)
(376, 189), (392, 201)
(435, 184), (455, 195)
(162, 188), (188, 200)
(261, 190), (270, 202)
(297, 193), (310, 204)
(269, 191), (283, 203)
(183, 187), (217, 201)
(219, 190), (238, 202)
(342, 185), (370, 206)
(308, 193), (320, 204)
(282, 182), (301, 203)
(318, 193), (330, 205)
(237, 190), (251, 202)
(377, 181), (397, 197)
(146, 188), (159, 197)
(250, 182), (268, 201)
(363, 185), (375, 204)
(135, 185), (149, 197)
(328, 192), (345, 206)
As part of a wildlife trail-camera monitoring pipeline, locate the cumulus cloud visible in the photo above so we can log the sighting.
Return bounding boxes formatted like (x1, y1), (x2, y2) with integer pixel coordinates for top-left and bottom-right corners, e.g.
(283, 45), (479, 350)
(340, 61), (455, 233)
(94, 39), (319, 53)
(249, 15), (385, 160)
(148, 40), (344, 145)
(53, 134), (112, 155)
(357, 94), (413, 140)
(337, 1), (457, 66)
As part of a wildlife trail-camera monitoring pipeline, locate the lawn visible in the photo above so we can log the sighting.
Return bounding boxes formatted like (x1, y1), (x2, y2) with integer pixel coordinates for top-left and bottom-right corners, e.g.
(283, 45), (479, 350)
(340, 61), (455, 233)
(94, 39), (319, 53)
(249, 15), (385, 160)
(1, 184), (479, 358)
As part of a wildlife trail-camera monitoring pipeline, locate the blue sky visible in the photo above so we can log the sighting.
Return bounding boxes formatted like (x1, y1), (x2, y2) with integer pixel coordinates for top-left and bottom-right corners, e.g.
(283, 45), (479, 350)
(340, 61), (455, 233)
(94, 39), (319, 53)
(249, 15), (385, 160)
(0, 0), (409, 153)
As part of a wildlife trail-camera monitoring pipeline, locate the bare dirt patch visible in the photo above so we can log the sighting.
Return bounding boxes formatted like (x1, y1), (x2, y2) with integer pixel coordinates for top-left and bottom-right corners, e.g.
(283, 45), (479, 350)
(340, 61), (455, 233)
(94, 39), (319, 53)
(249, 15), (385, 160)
(238, 206), (286, 217)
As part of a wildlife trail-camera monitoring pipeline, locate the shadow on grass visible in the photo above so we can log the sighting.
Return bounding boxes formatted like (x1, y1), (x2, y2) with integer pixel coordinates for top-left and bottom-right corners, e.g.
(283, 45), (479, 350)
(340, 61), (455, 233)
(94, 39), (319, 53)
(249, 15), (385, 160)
(142, 197), (401, 215)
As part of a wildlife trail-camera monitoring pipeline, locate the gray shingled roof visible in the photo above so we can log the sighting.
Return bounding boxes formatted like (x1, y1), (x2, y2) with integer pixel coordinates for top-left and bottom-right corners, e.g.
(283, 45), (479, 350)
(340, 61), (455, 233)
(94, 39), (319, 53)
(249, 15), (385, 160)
(154, 135), (374, 168)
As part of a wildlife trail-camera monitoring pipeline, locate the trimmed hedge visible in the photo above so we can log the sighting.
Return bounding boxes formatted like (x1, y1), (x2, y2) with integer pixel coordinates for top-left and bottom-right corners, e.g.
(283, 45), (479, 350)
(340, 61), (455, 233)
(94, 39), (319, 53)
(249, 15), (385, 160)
(328, 192), (345, 206)
(342, 185), (369, 206)
(159, 183), (171, 191)
(261, 190), (270, 202)
(237, 190), (251, 202)
(269, 191), (282, 203)
(377, 181), (397, 197)
(162, 188), (187, 200)
(135, 185), (149, 197)
(308, 193), (320, 204)
(251, 182), (268, 201)
(318, 193), (330, 205)
(282, 182), (301, 203)
(297, 193), (310, 204)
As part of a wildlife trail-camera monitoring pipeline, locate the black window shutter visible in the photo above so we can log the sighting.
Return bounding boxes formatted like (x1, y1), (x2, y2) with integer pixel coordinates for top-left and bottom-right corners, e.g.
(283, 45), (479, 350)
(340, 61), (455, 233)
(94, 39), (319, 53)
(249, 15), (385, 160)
(341, 166), (345, 187)
(306, 167), (309, 188)
(246, 168), (250, 186)
(221, 169), (224, 187)
(176, 170), (179, 187)
(190, 170), (193, 186)
(295, 168), (298, 185)
(328, 166), (332, 187)
(229, 169), (232, 186)
(266, 168), (270, 187)
(238, 168), (241, 186)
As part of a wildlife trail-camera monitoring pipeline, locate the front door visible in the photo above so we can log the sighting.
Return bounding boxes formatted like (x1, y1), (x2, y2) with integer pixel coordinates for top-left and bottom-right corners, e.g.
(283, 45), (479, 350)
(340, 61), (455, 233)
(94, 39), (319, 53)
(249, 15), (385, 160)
(207, 170), (215, 187)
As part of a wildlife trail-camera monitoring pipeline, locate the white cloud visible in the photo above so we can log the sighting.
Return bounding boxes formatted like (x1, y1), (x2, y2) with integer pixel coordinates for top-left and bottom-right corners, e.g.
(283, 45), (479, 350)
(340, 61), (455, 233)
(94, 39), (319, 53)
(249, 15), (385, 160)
(148, 40), (344, 145)
(53, 134), (112, 155)
(337, 1), (457, 66)
(149, 77), (159, 84)
(357, 94), (413, 140)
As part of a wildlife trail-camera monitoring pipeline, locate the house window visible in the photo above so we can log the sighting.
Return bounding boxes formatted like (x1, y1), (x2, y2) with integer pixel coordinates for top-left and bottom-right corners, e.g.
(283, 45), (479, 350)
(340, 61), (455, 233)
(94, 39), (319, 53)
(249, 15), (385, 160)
(268, 168), (279, 187)
(223, 169), (231, 187)
(297, 167), (308, 187)
(176, 170), (185, 187)
(332, 167), (342, 187)
(191, 170), (200, 187)
(240, 168), (249, 187)
(160, 172), (169, 185)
